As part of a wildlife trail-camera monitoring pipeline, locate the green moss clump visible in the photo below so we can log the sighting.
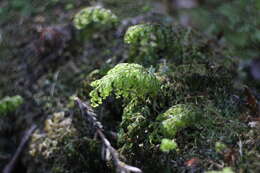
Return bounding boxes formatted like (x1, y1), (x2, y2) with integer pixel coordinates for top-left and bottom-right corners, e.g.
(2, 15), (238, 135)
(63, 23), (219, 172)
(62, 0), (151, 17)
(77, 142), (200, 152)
(89, 63), (161, 107)
(215, 141), (227, 153)
(124, 24), (174, 65)
(73, 6), (118, 38)
(160, 138), (178, 153)
(156, 104), (202, 138)
(0, 95), (23, 116)
(123, 23), (219, 65)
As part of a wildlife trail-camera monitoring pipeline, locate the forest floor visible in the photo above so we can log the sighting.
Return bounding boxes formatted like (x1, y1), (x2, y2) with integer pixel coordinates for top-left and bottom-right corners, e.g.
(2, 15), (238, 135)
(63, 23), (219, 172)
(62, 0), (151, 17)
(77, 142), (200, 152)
(0, 0), (260, 173)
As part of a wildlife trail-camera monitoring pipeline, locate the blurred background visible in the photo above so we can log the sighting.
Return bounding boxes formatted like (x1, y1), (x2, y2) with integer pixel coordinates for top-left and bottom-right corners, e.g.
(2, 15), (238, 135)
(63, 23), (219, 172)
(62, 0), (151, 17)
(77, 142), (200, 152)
(0, 0), (259, 93)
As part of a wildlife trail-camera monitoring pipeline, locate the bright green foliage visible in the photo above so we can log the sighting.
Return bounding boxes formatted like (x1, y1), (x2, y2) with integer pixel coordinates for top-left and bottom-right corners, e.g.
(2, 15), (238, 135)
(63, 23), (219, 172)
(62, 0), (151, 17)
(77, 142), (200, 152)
(207, 167), (234, 173)
(124, 24), (174, 65)
(215, 142), (227, 153)
(73, 6), (118, 38)
(0, 95), (23, 116)
(89, 63), (161, 107)
(160, 138), (177, 153)
(156, 104), (201, 138)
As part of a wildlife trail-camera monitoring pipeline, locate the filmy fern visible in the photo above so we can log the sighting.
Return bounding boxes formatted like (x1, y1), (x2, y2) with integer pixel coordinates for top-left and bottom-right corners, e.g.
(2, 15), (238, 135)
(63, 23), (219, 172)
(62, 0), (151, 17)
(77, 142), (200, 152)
(89, 63), (161, 107)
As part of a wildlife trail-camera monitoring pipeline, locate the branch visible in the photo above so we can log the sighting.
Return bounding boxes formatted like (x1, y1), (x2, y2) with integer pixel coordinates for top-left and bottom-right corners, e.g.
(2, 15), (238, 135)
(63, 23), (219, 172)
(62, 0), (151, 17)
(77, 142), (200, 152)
(74, 97), (142, 173)
(3, 124), (37, 173)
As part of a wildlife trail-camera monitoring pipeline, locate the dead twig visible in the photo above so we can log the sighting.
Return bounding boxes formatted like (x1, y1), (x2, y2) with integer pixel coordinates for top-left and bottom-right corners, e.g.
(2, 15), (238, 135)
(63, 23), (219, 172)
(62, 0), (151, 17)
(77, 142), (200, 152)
(3, 124), (37, 173)
(74, 97), (142, 173)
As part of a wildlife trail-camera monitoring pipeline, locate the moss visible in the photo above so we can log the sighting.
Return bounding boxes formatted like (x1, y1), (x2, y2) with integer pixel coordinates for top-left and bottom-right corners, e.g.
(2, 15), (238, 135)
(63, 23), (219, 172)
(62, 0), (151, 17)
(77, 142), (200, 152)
(84, 28), (241, 171)
(73, 6), (118, 39)
(118, 103), (152, 144)
(124, 24), (174, 65)
(0, 95), (23, 116)
(123, 22), (234, 67)
(156, 104), (202, 138)
(79, 19), (250, 172)
(160, 138), (178, 153)
(1, 0), (258, 172)
(2, 1), (256, 171)
(215, 142), (228, 153)
(98, 46), (243, 172)
(23, 111), (108, 173)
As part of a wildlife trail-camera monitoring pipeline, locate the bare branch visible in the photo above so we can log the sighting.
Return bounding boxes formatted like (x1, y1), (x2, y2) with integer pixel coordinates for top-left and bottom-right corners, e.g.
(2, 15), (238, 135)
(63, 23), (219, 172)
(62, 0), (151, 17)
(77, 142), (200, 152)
(3, 124), (37, 173)
(74, 97), (142, 173)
